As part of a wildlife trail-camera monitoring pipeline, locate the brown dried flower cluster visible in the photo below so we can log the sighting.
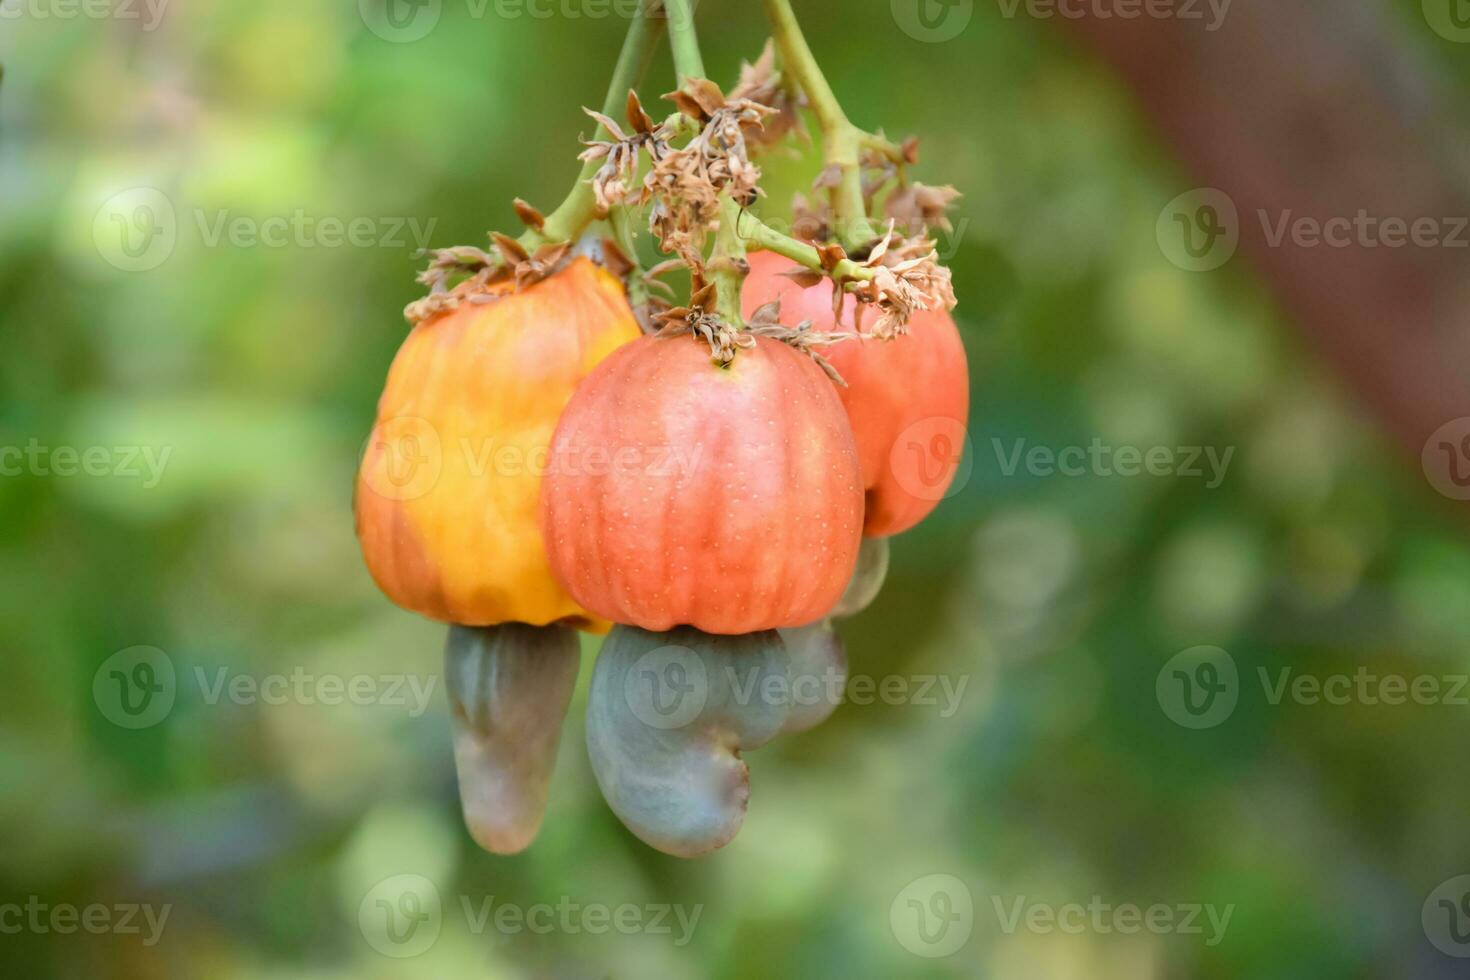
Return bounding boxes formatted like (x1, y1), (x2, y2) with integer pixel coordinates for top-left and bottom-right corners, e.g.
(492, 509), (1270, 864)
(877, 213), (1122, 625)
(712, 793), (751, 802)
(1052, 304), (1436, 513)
(727, 40), (806, 152)
(651, 276), (746, 364)
(654, 283), (850, 381)
(578, 79), (775, 266)
(402, 237), (573, 325)
(401, 37), (961, 365)
(745, 299), (851, 384)
(403, 245), (497, 323)
(849, 225), (957, 340)
(885, 181), (962, 235)
(646, 79), (773, 262)
(580, 91), (670, 212)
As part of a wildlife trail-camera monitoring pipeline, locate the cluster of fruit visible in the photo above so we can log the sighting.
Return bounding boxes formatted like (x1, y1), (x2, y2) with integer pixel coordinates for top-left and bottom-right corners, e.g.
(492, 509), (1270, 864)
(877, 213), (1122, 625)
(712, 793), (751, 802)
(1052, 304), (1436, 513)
(354, 6), (968, 859)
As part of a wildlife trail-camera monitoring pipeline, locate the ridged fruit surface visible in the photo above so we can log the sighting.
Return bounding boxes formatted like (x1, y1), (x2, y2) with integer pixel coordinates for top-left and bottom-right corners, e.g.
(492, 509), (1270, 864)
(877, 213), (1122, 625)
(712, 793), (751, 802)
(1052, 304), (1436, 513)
(541, 334), (864, 634)
(356, 258), (640, 628)
(741, 250), (969, 537)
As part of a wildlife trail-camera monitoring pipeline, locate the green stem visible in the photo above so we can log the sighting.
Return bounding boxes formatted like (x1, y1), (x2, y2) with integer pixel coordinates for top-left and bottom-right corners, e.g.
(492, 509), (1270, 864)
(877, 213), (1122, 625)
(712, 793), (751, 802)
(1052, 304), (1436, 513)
(521, 2), (665, 249)
(661, 0), (705, 81)
(607, 207), (650, 310)
(733, 211), (878, 288)
(760, 0), (879, 250)
(710, 198), (749, 327)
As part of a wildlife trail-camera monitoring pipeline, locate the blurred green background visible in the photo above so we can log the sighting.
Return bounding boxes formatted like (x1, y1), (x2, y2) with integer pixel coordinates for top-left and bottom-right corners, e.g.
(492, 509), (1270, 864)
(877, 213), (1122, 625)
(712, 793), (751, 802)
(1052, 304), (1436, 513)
(4, 0), (1470, 977)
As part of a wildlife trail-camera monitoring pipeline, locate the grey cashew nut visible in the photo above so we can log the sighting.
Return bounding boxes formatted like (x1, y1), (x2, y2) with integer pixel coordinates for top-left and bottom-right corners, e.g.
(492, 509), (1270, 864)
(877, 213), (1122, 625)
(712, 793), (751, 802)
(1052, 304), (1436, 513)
(832, 536), (890, 619)
(444, 623), (580, 855)
(777, 621), (848, 734)
(772, 537), (888, 735)
(586, 626), (790, 858)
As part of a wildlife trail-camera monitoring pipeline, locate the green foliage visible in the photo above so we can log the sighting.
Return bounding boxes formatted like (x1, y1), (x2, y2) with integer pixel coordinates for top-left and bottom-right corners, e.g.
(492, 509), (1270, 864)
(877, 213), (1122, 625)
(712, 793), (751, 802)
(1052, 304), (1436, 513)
(1, 2), (1467, 977)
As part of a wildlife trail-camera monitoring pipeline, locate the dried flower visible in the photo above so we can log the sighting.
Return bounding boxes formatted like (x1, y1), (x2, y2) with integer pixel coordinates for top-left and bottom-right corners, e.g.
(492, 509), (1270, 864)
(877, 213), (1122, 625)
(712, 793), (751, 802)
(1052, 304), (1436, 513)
(884, 181), (962, 234)
(728, 40), (807, 151)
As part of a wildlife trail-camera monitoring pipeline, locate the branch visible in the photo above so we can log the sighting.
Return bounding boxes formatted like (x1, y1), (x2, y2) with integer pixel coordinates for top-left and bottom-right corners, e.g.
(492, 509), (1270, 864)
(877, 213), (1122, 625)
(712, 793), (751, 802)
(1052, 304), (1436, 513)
(520, 1), (666, 250)
(760, 0), (880, 249)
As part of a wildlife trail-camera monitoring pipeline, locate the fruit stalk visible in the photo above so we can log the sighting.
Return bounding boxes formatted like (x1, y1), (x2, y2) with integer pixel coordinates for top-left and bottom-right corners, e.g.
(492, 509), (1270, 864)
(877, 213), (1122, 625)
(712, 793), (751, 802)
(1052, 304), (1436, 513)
(734, 209), (881, 284)
(662, 0), (705, 81)
(710, 197), (749, 328)
(520, 0), (667, 250)
(759, 0), (903, 250)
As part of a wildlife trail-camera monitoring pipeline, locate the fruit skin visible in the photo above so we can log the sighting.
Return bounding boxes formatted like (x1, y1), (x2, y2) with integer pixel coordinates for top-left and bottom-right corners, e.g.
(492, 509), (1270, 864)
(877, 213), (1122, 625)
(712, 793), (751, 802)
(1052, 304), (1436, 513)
(356, 257), (641, 628)
(741, 251), (969, 538)
(541, 334), (864, 634)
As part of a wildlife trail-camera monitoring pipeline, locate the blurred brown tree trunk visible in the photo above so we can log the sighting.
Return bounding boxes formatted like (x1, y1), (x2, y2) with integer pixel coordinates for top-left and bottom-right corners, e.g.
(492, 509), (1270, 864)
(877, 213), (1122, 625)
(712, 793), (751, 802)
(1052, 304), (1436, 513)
(1063, 0), (1470, 461)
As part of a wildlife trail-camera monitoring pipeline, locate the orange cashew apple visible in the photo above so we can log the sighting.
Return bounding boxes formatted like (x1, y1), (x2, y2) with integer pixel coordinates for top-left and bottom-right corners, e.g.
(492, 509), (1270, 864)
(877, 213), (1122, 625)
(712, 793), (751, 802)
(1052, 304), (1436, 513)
(741, 250), (970, 538)
(356, 256), (641, 629)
